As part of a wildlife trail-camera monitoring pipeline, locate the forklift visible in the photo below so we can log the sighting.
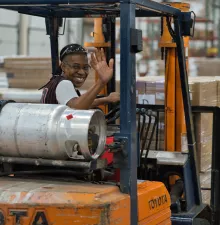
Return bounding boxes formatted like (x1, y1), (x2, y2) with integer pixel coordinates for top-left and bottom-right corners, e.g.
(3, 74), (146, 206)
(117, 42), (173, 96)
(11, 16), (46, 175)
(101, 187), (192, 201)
(0, 0), (218, 224)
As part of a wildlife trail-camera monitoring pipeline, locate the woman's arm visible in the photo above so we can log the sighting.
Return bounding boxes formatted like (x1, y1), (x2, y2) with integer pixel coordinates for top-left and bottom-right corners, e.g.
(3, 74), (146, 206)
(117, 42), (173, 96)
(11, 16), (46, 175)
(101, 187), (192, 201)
(67, 80), (105, 109)
(66, 48), (114, 110)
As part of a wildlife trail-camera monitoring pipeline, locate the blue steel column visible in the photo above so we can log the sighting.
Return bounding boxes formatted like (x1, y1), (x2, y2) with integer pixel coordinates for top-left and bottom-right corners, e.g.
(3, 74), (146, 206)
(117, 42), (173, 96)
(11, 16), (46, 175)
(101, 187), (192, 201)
(120, 2), (138, 225)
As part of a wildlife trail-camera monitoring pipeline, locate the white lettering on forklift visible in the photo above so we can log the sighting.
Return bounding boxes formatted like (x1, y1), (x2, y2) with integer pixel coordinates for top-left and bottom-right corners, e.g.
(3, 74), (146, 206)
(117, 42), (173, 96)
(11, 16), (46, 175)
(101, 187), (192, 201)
(0, 210), (49, 225)
(148, 194), (168, 210)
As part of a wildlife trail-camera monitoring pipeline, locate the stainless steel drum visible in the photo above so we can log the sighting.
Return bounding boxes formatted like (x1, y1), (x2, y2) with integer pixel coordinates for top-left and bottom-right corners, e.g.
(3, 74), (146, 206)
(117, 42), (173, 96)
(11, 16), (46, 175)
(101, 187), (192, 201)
(0, 103), (106, 161)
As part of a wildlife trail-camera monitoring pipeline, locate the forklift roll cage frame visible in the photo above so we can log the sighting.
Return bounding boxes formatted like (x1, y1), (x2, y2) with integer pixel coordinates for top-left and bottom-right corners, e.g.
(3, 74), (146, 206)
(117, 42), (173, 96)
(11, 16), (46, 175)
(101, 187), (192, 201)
(0, 0), (210, 224)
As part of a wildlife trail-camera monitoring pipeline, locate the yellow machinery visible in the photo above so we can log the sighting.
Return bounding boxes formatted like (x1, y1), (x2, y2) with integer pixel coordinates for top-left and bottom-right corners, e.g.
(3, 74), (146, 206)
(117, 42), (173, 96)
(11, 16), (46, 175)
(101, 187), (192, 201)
(207, 47), (218, 57)
(159, 2), (190, 186)
(160, 2), (190, 153)
(0, 0), (212, 224)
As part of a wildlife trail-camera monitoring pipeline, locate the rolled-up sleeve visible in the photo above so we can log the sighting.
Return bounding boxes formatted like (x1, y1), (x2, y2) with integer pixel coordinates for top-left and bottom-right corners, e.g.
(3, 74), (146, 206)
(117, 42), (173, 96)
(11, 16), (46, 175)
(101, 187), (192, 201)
(55, 80), (78, 105)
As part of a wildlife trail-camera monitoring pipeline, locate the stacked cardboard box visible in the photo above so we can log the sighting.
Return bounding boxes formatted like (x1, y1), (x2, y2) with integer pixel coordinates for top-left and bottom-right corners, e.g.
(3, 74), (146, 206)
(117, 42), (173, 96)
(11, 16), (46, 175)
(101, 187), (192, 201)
(189, 77), (218, 205)
(189, 77), (217, 172)
(3, 57), (95, 91)
(136, 76), (165, 105)
(192, 58), (220, 76)
(200, 169), (211, 205)
(3, 57), (52, 89)
(116, 76), (217, 172)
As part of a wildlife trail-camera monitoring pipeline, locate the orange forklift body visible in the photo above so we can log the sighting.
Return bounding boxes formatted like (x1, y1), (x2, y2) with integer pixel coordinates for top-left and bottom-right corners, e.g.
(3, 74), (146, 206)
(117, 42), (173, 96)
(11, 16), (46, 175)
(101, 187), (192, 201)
(0, 178), (171, 225)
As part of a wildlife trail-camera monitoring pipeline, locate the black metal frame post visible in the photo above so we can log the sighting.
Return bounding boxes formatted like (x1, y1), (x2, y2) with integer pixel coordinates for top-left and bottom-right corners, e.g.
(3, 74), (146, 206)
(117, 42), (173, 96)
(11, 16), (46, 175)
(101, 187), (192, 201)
(47, 17), (60, 75)
(106, 17), (116, 94)
(0, 1), (211, 224)
(211, 108), (220, 225)
(173, 16), (202, 208)
(119, 2), (138, 224)
(104, 16), (116, 112)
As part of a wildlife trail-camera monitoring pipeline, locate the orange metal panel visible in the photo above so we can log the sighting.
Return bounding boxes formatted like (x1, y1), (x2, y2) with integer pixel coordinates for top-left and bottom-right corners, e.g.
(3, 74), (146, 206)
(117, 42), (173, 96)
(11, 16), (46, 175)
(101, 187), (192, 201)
(160, 2), (190, 153)
(0, 178), (171, 225)
(0, 178), (130, 225)
(175, 55), (187, 152)
(164, 48), (176, 152)
(137, 181), (171, 224)
(139, 208), (171, 225)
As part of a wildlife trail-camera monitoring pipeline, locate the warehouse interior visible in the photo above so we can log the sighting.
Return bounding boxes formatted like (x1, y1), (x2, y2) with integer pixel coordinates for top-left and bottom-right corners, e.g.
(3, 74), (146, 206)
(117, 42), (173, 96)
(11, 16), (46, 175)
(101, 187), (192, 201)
(0, 0), (219, 217)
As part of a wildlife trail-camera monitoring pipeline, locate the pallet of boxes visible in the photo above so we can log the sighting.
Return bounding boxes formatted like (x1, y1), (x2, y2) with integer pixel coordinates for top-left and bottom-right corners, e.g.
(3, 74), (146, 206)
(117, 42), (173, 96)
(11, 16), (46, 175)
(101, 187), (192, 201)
(190, 76), (215, 205)
(3, 57), (52, 90)
(116, 75), (217, 205)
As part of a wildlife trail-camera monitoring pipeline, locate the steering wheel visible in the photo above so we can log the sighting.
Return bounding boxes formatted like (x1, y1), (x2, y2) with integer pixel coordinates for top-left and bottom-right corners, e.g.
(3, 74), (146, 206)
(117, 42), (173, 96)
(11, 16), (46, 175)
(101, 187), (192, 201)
(105, 104), (120, 125)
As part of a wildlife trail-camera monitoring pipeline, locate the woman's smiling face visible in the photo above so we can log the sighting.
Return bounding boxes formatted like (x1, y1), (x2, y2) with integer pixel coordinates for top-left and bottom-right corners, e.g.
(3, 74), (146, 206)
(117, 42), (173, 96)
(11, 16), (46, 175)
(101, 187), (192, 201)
(61, 53), (90, 88)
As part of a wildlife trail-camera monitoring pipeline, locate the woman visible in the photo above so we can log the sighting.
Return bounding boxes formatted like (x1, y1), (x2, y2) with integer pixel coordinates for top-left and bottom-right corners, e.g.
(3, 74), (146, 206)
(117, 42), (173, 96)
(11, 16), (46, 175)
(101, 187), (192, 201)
(40, 43), (119, 110)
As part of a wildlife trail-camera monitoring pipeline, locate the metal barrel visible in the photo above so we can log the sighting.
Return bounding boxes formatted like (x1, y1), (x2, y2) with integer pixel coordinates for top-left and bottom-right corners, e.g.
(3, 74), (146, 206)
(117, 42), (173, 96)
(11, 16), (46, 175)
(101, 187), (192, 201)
(0, 103), (106, 161)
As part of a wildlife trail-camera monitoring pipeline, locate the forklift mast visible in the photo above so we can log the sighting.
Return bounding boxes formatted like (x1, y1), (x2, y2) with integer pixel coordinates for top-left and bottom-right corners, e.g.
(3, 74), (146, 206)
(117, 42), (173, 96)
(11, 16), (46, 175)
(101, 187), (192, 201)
(0, 0), (216, 224)
(84, 17), (116, 113)
(159, 2), (191, 153)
